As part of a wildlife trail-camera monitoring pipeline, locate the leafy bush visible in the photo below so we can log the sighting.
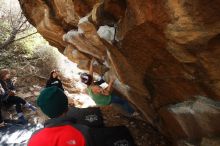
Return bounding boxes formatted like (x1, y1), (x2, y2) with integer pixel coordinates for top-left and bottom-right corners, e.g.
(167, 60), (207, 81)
(32, 46), (62, 77)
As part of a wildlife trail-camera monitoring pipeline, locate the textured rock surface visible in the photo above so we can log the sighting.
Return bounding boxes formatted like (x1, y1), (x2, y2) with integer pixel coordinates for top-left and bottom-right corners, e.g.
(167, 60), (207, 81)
(160, 96), (220, 140)
(18, 0), (220, 144)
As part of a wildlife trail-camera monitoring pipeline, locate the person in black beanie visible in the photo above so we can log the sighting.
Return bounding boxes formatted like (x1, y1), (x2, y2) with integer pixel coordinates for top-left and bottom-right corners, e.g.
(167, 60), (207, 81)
(46, 70), (64, 91)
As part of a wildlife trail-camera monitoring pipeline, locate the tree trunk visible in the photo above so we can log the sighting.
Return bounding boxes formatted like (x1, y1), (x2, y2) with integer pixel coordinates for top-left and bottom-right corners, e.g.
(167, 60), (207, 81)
(0, 29), (37, 49)
(0, 28), (18, 49)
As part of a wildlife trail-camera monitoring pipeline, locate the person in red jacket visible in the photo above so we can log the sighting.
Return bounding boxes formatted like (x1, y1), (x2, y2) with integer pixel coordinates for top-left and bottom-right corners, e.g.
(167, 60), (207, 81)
(28, 86), (93, 146)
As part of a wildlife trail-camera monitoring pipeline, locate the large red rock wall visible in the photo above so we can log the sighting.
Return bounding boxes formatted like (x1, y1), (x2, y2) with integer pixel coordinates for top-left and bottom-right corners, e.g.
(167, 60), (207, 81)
(18, 0), (220, 145)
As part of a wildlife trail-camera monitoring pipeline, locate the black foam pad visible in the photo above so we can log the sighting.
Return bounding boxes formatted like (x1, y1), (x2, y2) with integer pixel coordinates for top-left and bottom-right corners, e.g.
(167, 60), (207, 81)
(90, 126), (136, 146)
(67, 107), (104, 128)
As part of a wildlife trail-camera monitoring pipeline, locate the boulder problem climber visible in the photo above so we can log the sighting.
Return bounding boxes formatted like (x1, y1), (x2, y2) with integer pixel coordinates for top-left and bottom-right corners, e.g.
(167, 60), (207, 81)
(80, 59), (135, 115)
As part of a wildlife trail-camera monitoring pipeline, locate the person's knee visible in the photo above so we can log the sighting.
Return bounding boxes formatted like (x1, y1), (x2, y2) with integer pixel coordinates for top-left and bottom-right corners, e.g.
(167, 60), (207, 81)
(14, 96), (26, 104)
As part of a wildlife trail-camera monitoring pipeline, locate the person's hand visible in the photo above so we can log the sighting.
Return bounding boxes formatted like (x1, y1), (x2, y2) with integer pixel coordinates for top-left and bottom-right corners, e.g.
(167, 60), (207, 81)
(11, 77), (17, 84)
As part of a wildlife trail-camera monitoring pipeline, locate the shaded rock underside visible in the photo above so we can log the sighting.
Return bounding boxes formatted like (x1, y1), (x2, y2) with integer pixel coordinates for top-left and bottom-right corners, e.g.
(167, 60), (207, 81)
(18, 0), (220, 145)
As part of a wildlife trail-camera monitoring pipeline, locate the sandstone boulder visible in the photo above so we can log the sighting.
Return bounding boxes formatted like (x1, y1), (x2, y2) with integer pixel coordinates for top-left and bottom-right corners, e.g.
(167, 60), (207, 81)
(18, 0), (220, 144)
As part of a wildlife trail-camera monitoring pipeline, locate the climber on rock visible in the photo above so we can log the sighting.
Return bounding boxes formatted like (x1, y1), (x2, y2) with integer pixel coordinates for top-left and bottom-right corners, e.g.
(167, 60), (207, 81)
(28, 86), (93, 146)
(0, 69), (36, 125)
(80, 59), (135, 115)
(46, 70), (64, 91)
(80, 58), (106, 87)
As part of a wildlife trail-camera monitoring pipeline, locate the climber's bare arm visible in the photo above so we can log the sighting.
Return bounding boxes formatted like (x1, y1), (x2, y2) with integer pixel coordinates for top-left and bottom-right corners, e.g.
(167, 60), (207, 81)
(91, 76), (116, 96)
(89, 58), (95, 77)
(102, 77), (116, 95)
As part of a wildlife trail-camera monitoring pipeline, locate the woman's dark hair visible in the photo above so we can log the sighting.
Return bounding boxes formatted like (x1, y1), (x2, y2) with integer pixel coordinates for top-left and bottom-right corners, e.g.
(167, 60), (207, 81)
(80, 73), (93, 86)
(50, 70), (58, 79)
(0, 69), (10, 80)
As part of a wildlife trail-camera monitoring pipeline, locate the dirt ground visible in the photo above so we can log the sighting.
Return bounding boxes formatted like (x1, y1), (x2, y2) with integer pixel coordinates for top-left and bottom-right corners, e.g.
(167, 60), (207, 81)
(2, 74), (171, 146)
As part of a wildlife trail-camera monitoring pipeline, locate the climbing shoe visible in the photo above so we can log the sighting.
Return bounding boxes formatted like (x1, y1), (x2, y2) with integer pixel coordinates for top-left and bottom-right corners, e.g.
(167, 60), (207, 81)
(25, 103), (37, 111)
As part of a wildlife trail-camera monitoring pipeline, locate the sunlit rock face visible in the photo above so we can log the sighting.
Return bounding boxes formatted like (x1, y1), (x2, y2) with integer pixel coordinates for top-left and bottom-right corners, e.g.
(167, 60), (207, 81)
(19, 0), (220, 144)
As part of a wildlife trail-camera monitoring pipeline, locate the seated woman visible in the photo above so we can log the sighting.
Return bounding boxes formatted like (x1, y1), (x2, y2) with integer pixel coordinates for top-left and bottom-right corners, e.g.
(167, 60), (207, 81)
(80, 59), (135, 115)
(46, 70), (64, 91)
(0, 69), (36, 125)
(0, 84), (5, 127)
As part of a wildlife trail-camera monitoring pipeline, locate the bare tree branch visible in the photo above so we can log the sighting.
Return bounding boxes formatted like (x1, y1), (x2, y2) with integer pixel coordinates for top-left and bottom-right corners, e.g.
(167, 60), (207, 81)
(14, 31), (38, 42)
(0, 5), (34, 49)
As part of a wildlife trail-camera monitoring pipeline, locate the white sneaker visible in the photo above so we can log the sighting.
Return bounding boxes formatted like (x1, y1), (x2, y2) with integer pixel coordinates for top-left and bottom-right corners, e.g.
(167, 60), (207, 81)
(0, 121), (5, 127)
(25, 103), (37, 111)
